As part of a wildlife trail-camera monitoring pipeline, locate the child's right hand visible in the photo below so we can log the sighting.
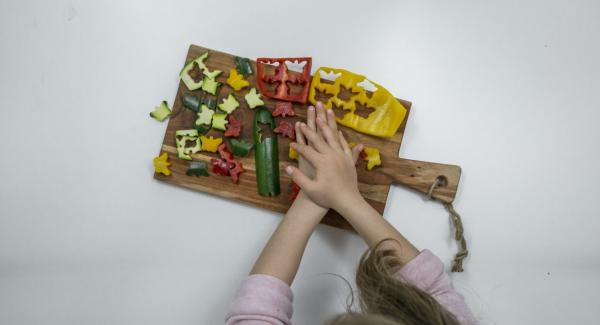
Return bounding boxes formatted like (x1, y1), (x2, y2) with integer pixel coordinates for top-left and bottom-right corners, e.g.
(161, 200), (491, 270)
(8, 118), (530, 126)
(286, 103), (364, 211)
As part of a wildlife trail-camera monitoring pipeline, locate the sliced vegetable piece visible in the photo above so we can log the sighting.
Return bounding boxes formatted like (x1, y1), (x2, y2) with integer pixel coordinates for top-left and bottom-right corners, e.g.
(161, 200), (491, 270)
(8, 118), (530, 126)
(204, 98), (217, 110)
(153, 152), (171, 176)
(180, 52), (209, 90)
(226, 69), (250, 91)
(212, 113), (228, 131)
(202, 76), (221, 95)
(231, 139), (254, 157)
(274, 120), (296, 140)
(272, 101), (295, 117)
(183, 94), (201, 112)
(290, 182), (301, 201)
(254, 107), (280, 196)
(363, 147), (381, 170)
(211, 158), (230, 176)
(235, 56), (253, 76)
(224, 115), (242, 138)
(186, 161), (209, 177)
(244, 88), (264, 109)
(218, 93), (240, 114)
(200, 135), (222, 152)
(195, 105), (214, 126)
(229, 160), (245, 184)
(194, 123), (211, 134)
(288, 145), (298, 160)
(217, 143), (234, 162)
(150, 101), (171, 122)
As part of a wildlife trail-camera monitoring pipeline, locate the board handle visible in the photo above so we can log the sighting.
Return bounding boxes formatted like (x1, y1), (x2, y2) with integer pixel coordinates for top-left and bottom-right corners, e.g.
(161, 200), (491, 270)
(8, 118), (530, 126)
(368, 155), (462, 203)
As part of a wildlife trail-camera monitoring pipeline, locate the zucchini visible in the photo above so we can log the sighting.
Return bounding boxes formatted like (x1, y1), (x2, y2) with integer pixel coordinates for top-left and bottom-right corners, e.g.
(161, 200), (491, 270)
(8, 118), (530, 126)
(254, 107), (280, 196)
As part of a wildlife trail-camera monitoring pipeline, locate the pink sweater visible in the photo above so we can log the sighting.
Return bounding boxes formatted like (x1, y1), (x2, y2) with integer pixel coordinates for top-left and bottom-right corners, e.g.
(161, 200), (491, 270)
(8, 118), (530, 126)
(225, 250), (476, 325)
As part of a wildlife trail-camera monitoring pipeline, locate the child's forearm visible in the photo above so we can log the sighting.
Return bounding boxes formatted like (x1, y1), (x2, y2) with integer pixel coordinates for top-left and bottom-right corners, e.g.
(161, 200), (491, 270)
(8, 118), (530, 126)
(250, 191), (327, 285)
(338, 195), (420, 266)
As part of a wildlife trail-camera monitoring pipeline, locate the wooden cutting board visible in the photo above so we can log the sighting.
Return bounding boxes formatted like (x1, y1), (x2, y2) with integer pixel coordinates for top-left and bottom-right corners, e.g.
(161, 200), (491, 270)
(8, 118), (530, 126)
(155, 45), (461, 231)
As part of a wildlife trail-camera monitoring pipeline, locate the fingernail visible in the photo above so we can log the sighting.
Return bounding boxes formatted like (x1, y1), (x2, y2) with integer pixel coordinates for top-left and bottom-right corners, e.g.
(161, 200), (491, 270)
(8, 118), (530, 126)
(295, 121), (300, 127)
(285, 166), (293, 175)
(308, 106), (314, 111)
(290, 142), (297, 148)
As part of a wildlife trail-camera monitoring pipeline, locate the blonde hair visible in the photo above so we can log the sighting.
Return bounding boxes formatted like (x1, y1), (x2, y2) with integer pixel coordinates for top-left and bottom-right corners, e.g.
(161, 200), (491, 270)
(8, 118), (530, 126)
(327, 240), (460, 325)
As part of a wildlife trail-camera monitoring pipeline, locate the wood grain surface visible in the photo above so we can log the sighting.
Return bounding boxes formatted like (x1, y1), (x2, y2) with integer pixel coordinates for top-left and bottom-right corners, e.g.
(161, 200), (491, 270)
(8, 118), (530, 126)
(155, 45), (460, 231)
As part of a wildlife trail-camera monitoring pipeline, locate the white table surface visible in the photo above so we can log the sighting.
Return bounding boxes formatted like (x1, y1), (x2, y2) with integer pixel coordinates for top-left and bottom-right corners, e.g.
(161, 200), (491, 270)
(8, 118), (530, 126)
(1, 1), (599, 324)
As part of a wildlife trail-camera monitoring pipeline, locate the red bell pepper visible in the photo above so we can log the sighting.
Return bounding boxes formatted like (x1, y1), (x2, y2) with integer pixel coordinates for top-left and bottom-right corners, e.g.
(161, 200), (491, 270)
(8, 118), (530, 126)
(274, 120), (296, 140)
(256, 57), (312, 104)
(216, 143), (245, 183)
(224, 115), (242, 138)
(211, 158), (230, 176)
(272, 101), (295, 117)
(290, 182), (301, 201)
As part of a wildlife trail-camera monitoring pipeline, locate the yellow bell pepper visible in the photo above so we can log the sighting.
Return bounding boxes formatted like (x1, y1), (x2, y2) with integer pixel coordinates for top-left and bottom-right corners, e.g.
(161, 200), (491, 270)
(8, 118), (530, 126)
(200, 135), (222, 152)
(153, 152), (171, 176)
(308, 67), (407, 138)
(226, 69), (250, 91)
(289, 145), (299, 160)
(363, 147), (381, 170)
(349, 143), (381, 171)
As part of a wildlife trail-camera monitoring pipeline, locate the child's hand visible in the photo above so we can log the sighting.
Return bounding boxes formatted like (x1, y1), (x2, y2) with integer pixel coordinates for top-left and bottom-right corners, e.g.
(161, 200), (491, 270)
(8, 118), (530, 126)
(287, 102), (364, 211)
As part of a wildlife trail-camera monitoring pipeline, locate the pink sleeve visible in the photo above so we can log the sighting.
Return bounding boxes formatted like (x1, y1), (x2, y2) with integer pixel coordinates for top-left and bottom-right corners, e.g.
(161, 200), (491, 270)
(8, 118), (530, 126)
(395, 250), (477, 325)
(225, 274), (294, 325)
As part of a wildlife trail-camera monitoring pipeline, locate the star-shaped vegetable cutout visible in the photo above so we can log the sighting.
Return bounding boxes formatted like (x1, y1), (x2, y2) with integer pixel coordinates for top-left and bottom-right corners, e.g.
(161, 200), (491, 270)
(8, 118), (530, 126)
(289, 144), (298, 160)
(201, 76), (221, 95)
(244, 88), (264, 109)
(153, 152), (171, 176)
(218, 93), (240, 114)
(274, 120), (296, 140)
(272, 101), (295, 117)
(363, 147), (381, 170)
(195, 105), (214, 126)
(224, 115), (242, 138)
(226, 69), (250, 91)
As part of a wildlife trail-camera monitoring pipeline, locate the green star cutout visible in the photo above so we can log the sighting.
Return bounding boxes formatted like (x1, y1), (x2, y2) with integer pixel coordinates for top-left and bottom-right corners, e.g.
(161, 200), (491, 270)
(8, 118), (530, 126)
(218, 93), (240, 114)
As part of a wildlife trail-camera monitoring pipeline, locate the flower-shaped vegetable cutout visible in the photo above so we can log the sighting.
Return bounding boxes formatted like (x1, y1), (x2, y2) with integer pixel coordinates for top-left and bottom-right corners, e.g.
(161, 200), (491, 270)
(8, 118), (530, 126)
(153, 152), (171, 176)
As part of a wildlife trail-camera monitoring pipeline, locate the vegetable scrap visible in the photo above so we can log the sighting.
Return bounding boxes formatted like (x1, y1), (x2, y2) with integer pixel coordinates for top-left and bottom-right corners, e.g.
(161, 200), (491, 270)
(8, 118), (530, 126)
(226, 69), (250, 91)
(274, 120), (296, 140)
(218, 93), (240, 114)
(256, 57), (312, 103)
(200, 135), (222, 152)
(186, 161), (209, 177)
(175, 129), (201, 160)
(272, 101), (295, 117)
(244, 88), (264, 109)
(153, 152), (172, 176)
(216, 143), (245, 183)
(180, 52), (209, 91)
(308, 67), (407, 138)
(150, 101), (171, 122)
(224, 115), (242, 138)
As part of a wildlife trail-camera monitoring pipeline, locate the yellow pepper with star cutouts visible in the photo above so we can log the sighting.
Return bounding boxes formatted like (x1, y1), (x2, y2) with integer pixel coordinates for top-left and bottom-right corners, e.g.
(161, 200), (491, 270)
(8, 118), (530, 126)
(308, 67), (407, 138)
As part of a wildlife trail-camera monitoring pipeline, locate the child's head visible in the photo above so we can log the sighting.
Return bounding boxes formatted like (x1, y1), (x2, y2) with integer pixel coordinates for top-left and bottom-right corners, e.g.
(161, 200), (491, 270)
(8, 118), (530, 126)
(326, 240), (459, 325)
